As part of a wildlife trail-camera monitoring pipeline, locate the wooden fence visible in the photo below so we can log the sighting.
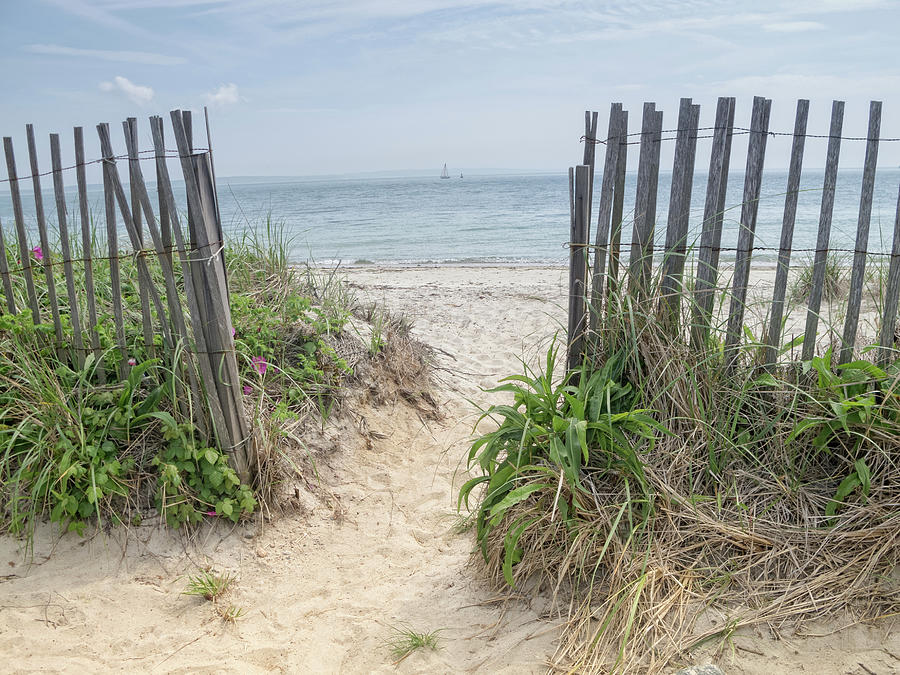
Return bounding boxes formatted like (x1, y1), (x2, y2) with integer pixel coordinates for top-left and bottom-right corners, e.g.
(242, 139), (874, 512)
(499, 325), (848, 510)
(0, 110), (254, 482)
(568, 96), (900, 373)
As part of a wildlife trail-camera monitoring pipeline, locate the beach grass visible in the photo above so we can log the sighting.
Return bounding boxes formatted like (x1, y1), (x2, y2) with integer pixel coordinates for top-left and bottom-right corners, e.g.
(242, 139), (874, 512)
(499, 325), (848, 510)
(0, 212), (358, 544)
(459, 260), (900, 673)
(385, 625), (442, 663)
(183, 570), (236, 601)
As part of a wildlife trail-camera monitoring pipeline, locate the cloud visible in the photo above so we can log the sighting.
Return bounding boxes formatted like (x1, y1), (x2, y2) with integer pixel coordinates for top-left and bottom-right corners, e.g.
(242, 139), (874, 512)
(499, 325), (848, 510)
(205, 83), (241, 105)
(99, 76), (155, 104)
(763, 21), (826, 33)
(26, 43), (186, 65)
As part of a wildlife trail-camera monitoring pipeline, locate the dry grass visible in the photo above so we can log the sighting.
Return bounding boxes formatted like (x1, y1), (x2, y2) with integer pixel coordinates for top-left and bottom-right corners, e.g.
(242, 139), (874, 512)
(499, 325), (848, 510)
(463, 272), (900, 674)
(251, 283), (436, 518)
(352, 303), (438, 418)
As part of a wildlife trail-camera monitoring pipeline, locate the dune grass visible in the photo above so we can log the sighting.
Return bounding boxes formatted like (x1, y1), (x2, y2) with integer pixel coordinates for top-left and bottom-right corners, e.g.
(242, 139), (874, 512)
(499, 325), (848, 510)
(460, 261), (900, 673)
(182, 570), (236, 601)
(0, 213), (357, 544)
(384, 625), (443, 663)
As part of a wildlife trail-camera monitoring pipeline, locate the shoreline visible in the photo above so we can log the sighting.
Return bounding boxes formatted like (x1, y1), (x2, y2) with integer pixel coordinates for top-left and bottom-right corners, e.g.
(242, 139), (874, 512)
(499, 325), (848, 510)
(314, 260), (783, 271)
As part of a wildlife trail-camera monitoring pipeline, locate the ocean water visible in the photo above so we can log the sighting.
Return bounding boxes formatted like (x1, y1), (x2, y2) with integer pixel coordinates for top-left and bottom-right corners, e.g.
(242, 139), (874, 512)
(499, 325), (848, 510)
(1, 168), (899, 267)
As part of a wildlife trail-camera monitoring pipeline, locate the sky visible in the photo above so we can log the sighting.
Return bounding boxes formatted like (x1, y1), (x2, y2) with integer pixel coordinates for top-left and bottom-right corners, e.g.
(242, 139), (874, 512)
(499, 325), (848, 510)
(1, 0), (899, 178)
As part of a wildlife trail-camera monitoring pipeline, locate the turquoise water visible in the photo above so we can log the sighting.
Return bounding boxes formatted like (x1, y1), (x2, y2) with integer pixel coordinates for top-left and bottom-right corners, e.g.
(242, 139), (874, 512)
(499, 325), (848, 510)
(1, 169), (899, 266)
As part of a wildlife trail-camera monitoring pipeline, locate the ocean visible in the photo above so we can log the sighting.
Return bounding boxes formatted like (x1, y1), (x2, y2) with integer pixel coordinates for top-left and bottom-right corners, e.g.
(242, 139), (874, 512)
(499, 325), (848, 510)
(2, 168), (899, 267)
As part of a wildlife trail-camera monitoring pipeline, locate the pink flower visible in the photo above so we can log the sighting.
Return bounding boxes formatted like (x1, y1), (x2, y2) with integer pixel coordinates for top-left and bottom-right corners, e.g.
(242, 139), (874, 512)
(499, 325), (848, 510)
(243, 385), (252, 395)
(127, 357), (137, 366)
(231, 326), (236, 338)
(205, 510), (217, 517)
(32, 246), (43, 261)
(251, 356), (267, 376)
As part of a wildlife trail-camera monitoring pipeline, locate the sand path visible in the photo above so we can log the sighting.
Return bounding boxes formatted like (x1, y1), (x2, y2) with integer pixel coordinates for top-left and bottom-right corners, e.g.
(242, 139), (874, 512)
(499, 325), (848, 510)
(2, 265), (897, 674)
(0, 266), (567, 674)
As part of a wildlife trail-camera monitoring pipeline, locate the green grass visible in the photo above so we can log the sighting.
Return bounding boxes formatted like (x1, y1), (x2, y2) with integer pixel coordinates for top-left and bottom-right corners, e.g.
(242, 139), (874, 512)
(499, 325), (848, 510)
(790, 252), (848, 304)
(0, 212), (356, 544)
(385, 625), (442, 663)
(459, 258), (900, 674)
(182, 570), (236, 601)
(217, 604), (246, 622)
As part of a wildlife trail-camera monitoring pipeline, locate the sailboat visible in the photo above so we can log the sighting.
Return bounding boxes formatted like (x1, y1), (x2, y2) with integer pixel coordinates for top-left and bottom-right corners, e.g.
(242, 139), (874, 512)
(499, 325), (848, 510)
(440, 163), (450, 179)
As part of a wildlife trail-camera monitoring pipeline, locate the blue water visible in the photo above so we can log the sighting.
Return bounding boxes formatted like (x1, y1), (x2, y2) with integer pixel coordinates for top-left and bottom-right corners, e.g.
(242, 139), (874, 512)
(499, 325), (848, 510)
(1, 169), (898, 266)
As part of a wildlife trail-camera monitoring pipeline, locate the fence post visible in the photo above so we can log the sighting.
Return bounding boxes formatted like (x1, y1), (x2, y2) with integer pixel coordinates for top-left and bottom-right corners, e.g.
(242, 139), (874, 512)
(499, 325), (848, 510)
(629, 103), (663, 297)
(125, 118), (155, 358)
(839, 100), (882, 365)
(98, 124), (131, 377)
(170, 110), (254, 483)
(802, 100), (845, 362)
(49, 133), (86, 368)
(568, 165), (590, 371)
(724, 96), (772, 370)
(691, 97), (736, 349)
(765, 99), (809, 367)
(3, 137), (41, 323)
(25, 125), (63, 349)
(607, 110), (629, 298)
(584, 110), (599, 221)
(659, 98), (700, 326)
(589, 103), (623, 334)
(74, 127), (105, 382)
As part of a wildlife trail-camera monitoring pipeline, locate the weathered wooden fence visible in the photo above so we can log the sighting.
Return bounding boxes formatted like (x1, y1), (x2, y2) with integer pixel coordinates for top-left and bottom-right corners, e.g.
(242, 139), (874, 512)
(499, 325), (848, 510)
(0, 109), (254, 481)
(568, 96), (900, 373)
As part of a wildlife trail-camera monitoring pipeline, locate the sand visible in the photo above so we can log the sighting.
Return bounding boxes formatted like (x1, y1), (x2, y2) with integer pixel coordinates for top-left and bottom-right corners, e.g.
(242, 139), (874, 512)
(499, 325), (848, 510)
(1, 265), (897, 675)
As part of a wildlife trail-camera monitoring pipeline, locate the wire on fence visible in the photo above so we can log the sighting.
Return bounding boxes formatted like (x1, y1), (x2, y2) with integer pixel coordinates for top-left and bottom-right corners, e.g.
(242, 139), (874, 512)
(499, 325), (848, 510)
(581, 127), (900, 146)
(564, 242), (900, 258)
(0, 147), (211, 185)
(0, 240), (228, 276)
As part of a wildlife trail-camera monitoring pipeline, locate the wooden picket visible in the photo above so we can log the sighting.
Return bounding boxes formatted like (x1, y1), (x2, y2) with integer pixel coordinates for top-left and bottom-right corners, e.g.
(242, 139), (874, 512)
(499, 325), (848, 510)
(0, 110), (254, 481)
(567, 96), (900, 375)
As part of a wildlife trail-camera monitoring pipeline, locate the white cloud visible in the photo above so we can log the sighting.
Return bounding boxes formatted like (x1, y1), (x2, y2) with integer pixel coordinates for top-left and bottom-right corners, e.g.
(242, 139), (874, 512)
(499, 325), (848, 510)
(26, 43), (185, 65)
(763, 21), (826, 32)
(99, 76), (155, 104)
(205, 83), (241, 105)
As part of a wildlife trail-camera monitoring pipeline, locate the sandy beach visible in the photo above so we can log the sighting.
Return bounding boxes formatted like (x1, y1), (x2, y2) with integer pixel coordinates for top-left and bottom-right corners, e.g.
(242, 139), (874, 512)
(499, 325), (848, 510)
(1, 265), (897, 674)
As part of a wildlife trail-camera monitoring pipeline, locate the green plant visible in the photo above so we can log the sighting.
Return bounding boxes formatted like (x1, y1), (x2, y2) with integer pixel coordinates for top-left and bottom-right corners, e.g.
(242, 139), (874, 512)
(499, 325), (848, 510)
(152, 413), (256, 527)
(459, 338), (665, 586)
(182, 570), (235, 601)
(784, 348), (893, 520)
(790, 252), (847, 304)
(385, 625), (442, 663)
(217, 604), (246, 622)
(458, 259), (900, 672)
(0, 219), (355, 543)
(228, 242), (352, 415)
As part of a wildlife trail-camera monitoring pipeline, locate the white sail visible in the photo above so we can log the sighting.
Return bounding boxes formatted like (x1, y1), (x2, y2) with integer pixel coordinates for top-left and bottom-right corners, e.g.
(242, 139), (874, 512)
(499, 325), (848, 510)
(440, 163), (450, 179)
